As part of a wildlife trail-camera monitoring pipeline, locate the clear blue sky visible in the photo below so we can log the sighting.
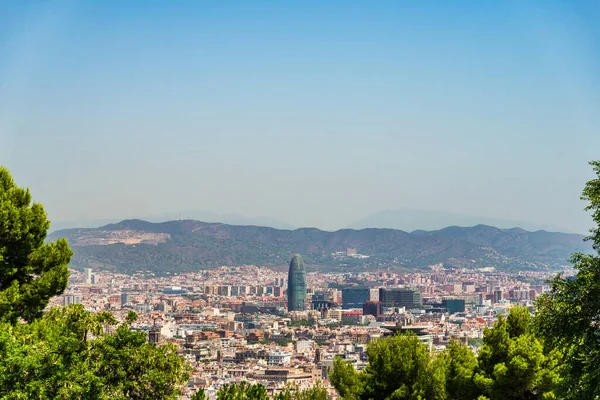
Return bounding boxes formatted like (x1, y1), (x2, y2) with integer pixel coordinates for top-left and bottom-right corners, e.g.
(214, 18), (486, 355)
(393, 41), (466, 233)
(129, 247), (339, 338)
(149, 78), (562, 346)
(1, 0), (599, 233)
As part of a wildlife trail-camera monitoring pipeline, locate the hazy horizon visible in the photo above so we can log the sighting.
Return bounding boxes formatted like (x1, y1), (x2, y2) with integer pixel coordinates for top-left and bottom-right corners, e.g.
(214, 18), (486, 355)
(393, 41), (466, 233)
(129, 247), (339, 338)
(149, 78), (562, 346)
(48, 207), (581, 235)
(2, 1), (599, 234)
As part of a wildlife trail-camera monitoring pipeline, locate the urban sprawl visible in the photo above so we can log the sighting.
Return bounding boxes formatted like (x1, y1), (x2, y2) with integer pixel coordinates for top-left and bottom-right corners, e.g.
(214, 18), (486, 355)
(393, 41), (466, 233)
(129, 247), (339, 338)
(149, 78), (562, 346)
(53, 252), (570, 399)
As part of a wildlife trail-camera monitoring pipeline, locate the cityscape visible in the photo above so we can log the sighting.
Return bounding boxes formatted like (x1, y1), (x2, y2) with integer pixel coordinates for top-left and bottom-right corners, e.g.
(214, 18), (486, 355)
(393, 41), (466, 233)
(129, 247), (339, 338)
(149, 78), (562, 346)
(52, 251), (565, 399)
(2, 1), (600, 399)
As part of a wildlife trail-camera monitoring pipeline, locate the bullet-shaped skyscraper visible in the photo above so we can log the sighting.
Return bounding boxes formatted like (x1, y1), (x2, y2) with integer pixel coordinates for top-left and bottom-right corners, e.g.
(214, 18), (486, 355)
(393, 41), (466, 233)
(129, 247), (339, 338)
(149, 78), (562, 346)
(287, 254), (307, 311)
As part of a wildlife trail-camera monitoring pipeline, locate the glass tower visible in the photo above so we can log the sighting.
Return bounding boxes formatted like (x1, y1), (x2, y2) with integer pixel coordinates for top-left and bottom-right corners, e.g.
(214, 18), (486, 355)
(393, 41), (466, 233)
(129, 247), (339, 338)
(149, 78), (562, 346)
(342, 287), (372, 309)
(379, 288), (422, 309)
(287, 254), (306, 311)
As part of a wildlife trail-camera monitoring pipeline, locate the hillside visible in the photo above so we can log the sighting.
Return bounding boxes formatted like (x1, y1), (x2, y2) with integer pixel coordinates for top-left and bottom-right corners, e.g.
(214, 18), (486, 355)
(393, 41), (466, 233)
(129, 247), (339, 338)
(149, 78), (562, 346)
(48, 219), (593, 275)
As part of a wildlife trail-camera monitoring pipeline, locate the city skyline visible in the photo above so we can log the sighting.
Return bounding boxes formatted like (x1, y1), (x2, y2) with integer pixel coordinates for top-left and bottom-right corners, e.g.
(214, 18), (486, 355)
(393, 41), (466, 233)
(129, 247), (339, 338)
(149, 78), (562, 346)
(1, 1), (599, 233)
(2, 1), (599, 398)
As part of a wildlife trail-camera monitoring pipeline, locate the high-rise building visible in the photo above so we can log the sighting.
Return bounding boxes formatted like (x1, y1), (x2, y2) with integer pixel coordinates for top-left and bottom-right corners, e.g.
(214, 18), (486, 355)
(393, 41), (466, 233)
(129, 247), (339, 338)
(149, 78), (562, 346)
(342, 287), (373, 309)
(83, 268), (93, 284)
(315, 347), (323, 363)
(148, 322), (162, 344)
(121, 293), (132, 307)
(363, 301), (382, 317)
(218, 286), (232, 297)
(204, 285), (214, 295)
(312, 291), (336, 311)
(493, 289), (504, 303)
(442, 298), (465, 314)
(379, 288), (422, 309)
(275, 278), (286, 287)
(287, 254), (306, 311)
(63, 294), (81, 306)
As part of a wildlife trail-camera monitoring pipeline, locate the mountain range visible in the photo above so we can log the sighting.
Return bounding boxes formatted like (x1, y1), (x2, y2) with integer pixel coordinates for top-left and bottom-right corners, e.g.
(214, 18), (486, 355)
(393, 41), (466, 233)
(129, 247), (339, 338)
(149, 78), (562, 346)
(347, 209), (575, 234)
(49, 211), (295, 232)
(50, 209), (576, 235)
(47, 219), (592, 276)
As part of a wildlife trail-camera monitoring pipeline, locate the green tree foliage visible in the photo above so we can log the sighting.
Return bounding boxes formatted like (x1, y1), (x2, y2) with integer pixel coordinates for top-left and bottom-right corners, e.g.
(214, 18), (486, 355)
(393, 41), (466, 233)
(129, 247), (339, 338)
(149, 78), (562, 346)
(330, 313), (565, 400)
(533, 160), (600, 399)
(214, 382), (330, 400)
(329, 357), (362, 400)
(0, 166), (72, 323)
(0, 305), (189, 399)
(474, 307), (563, 400)
(287, 319), (315, 328)
(441, 340), (479, 400)
(191, 388), (207, 400)
(583, 160), (600, 249)
(217, 382), (269, 400)
(274, 381), (329, 400)
(330, 333), (446, 400)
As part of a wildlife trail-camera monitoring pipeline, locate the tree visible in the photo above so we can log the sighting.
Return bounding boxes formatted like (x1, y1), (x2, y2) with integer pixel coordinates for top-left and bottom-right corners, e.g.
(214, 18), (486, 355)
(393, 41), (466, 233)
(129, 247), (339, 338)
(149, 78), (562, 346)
(474, 306), (563, 400)
(274, 381), (329, 400)
(442, 340), (479, 400)
(216, 382), (269, 400)
(0, 166), (72, 323)
(329, 357), (362, 400)
(330, 333), (446, 400)
(533, 160), (600, 399)
(195, 388), (211, 400)
(191, 388), (207, 400)
(0, 305), (190, 399)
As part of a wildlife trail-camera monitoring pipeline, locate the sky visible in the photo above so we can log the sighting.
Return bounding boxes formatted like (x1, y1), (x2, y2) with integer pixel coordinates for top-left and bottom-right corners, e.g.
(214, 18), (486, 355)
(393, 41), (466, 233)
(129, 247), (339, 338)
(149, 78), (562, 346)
(1, 0), (599, 233)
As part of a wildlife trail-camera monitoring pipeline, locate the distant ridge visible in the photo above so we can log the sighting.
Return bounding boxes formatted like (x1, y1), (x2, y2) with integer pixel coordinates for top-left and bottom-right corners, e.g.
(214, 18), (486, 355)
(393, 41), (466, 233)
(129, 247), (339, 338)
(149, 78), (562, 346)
(348, 209), (574, 234)
(50, 211), (295, 233)
(48, 219), (592, 276)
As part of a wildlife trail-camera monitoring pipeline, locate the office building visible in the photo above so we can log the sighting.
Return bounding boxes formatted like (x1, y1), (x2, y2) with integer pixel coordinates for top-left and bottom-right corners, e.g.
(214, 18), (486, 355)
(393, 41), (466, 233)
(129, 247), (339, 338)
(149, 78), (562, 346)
(342, 287), (374, 309)
(121, 293), (132, 307)
(442, 298), (465, 314)
(148, 325), (162, 344)
(363, 301), (382, 317)
(312, 291), (336, 311)
(83, 268), (92, 284)
(287, 254), (307, 311)
(379, 288), (422, 309)
(493, 289), (504, 303)
(63, 294), (81, 306)
(218, 286), (232, 297)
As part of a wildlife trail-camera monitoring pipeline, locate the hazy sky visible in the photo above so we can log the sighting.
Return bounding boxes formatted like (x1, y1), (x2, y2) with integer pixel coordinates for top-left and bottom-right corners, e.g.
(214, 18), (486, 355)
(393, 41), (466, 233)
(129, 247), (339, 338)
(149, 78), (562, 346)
(1, 1), (599, 233)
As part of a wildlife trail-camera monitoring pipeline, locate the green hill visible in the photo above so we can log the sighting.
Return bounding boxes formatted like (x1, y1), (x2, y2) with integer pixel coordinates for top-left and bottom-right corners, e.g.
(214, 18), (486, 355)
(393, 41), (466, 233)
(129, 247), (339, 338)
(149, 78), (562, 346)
(48, 219), (592, 275)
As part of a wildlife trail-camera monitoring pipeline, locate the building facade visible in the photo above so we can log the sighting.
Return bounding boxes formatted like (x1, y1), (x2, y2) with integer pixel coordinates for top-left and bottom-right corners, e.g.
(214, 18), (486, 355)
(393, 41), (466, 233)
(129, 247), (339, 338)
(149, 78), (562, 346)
(363, 301), (382, 317)
(442, 298), (465, 314)
(379, 288), (422, 309)
(287, 254), (307, 311)
(342, 287), (376, 309)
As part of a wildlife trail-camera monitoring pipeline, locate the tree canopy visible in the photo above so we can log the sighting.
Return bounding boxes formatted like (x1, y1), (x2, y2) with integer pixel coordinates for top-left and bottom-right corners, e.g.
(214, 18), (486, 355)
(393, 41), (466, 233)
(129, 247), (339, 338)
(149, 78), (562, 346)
(330, 307), (564, 400)
(533, 160), (600, 399)
(0, 167), (189, 399)
(274, 381), (329, 400)
(330, 333), (447, 400)
(0, 305), (189, 399)
(203, 382), (330, 400)
(474, 307), (563, 400)
(0, 166), (72, 324)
